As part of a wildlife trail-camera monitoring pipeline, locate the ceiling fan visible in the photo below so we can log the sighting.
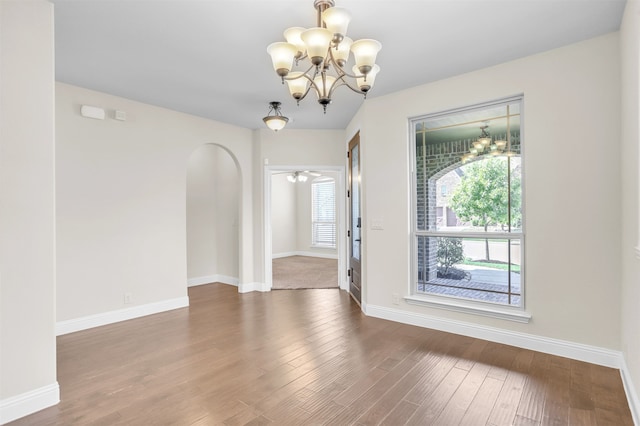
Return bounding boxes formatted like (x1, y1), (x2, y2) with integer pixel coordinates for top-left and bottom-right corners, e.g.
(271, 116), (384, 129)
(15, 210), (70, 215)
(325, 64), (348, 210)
(273, 170), (322, 183)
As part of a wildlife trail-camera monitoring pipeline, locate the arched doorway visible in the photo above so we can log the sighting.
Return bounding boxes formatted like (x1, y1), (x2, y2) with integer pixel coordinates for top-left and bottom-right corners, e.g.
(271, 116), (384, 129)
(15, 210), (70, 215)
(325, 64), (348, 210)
(186, 144), (241, 287)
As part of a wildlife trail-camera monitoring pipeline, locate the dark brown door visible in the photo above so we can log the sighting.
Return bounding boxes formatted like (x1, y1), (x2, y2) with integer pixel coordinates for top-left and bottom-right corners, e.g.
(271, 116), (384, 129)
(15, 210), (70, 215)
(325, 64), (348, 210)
(348, 133), (362, 305)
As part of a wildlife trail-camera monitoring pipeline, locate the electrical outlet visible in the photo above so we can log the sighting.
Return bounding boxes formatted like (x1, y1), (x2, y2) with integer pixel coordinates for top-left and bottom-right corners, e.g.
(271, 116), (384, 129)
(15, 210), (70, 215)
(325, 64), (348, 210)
(392, 293), (400, 305)
(124, 292), (132, 304)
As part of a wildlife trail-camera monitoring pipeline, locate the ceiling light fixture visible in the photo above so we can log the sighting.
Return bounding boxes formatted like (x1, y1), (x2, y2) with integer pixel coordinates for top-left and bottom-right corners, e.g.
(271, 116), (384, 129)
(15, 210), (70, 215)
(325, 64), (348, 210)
(461, 124), (512, 163)
(266, 0), (382, 113)
(262, 101), (289, 131)
(287, 171), (308, 183)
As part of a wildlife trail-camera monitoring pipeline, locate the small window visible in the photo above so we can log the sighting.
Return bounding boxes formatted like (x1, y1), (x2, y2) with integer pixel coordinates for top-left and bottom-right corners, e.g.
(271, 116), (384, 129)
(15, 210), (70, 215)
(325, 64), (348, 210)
(312, 177), (336, 248)
(411, 96), (524, 310)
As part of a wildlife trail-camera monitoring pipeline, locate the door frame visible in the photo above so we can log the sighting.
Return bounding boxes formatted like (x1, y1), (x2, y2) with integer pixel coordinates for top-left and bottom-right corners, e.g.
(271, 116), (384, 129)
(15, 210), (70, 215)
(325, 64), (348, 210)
(348, 133), (363, 305)
(263, 165), (347, 291)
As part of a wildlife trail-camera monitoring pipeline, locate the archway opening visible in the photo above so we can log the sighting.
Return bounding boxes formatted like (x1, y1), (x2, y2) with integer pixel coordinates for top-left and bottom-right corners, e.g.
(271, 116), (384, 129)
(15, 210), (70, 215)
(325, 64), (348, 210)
(186, 144), (240, 287)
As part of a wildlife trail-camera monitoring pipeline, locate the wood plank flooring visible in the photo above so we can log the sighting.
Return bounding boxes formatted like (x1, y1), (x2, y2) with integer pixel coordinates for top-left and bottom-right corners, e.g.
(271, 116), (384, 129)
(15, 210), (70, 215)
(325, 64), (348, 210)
(9, 284), (633, 425)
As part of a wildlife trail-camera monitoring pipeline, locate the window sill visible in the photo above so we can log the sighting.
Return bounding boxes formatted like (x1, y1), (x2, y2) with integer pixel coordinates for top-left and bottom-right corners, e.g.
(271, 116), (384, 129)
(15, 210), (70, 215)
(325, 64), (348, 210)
(404, 295), (532, 323)
(310, 244), (336, 249)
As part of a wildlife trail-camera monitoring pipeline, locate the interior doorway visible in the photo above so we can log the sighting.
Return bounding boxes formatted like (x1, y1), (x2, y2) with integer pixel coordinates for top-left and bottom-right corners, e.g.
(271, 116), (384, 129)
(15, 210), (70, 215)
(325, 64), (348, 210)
(264, 166), (347, 291)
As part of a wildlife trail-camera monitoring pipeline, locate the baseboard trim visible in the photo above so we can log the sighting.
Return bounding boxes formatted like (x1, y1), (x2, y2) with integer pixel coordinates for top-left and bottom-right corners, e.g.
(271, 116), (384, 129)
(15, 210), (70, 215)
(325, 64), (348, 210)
(621, 357), (640, 426)
(56, 296), (189, 336)
(0, 382), (59, 425)
(364, 304), (622, 368)
(272, 251), (338, 260)
(272, 251), (298, 259)
(187, 274), (239, 287)
(238, 282), (269, 293)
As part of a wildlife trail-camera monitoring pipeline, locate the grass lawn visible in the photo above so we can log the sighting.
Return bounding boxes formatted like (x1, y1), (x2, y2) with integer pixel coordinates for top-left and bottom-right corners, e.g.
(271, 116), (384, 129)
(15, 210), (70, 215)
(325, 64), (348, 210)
(463, 259), (521, 273)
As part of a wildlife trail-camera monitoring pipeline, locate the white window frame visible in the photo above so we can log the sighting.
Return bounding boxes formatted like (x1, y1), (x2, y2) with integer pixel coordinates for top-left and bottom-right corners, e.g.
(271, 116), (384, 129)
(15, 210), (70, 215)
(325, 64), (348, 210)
(408, 96), (530, 323)
(311, 177), (336, 248)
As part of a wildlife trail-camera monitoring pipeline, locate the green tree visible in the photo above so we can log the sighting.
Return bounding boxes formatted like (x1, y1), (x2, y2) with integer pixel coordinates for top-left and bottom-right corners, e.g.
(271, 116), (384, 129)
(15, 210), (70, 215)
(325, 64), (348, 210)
(449, 157), (521, 260)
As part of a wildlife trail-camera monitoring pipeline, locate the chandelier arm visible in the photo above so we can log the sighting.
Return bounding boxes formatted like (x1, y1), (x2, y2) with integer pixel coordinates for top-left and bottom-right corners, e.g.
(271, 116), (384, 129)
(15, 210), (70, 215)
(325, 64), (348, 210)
(326, 47), (367, 80)
(295, 52), (309, 66)
(282, 63), (317, 82)
(295, 86), (314, 103)
(296, 73), (320, 103)
(331, 78), (366, 96)
(303, 73), (324, 99)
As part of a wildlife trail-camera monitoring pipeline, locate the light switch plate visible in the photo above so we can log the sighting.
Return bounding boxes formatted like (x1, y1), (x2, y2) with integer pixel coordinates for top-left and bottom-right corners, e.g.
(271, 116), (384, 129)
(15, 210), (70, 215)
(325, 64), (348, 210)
(371, 219), (384, 230)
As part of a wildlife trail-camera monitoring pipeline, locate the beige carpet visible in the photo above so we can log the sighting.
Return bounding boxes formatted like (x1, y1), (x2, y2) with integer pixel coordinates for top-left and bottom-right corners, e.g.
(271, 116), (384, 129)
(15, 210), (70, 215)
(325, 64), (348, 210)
(272, 255), (338, 289)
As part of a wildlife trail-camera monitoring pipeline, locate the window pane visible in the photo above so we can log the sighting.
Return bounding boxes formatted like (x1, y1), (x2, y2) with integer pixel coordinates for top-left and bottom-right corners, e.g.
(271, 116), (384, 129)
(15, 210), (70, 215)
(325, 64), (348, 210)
(351, 145), (360, 260)
(435, 157), (521, 233)
(312, 178), (336, 247)
(417, 236), (521, 306)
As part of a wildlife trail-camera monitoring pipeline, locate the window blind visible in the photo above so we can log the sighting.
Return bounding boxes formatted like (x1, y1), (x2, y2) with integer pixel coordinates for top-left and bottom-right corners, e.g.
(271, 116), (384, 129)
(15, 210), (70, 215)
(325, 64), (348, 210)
(312, 179), (336, 247)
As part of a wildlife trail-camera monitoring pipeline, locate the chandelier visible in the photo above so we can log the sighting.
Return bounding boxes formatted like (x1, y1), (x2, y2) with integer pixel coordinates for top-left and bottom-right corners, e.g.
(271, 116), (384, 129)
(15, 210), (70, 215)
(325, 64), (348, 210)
(266, 0), (382, 113)
(461, 124), (511, 163)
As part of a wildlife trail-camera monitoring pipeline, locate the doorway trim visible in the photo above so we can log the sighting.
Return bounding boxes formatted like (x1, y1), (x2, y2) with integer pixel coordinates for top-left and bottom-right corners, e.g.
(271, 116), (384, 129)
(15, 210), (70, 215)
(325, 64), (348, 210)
(264, 165), (347, 291)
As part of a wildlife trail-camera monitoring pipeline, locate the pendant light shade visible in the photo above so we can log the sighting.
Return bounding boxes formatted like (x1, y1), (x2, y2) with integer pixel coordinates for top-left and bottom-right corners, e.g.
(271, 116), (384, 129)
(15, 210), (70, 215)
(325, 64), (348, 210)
(262, 101), (289, 132)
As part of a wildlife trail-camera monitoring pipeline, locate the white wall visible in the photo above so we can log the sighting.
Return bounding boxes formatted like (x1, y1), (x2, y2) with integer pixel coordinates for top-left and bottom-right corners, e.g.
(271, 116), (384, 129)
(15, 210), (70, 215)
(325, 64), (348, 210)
(0, 1), (59, 423)
(271, 173), (297, 255)
(186, 144), (239, 282)
(349, 33), (622, 350)
(620, 0), (640, 419)
(56, 83), (254, 322)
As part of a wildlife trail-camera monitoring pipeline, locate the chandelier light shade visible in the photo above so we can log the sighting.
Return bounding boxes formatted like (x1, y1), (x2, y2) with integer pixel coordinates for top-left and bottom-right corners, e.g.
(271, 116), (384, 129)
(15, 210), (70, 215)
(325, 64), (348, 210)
(301, 28), (333, 64)
(285, 72), (309, 99)
(350, 39), (382, 74)
(262, 101), (289, 132)
(353, 64), (379, 92)
(267, 42), (298, 77)
(267, 0), (382, 113)
(321, 7), (351, 39)
(284, 27), (307, 55)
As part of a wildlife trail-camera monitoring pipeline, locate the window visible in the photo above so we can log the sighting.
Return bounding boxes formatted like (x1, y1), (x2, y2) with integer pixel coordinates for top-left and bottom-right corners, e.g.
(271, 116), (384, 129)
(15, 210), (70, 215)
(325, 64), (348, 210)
(410, 97), (525, 313)
(312, 177), (336, 248)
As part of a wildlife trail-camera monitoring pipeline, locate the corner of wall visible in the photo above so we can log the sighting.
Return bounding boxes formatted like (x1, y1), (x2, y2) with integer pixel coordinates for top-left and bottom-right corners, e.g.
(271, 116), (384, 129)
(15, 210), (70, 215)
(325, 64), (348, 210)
(0, 383), (59, 425)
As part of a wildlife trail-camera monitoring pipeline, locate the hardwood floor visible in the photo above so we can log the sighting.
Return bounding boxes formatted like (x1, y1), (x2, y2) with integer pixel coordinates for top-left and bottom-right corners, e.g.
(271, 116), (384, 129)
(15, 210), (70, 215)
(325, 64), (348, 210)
(10, 284), (633, 425)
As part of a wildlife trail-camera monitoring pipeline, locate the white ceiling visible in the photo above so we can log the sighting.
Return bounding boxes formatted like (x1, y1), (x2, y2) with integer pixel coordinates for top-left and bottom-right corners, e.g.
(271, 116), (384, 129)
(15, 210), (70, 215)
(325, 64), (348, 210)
(52, 0), (626, 130)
